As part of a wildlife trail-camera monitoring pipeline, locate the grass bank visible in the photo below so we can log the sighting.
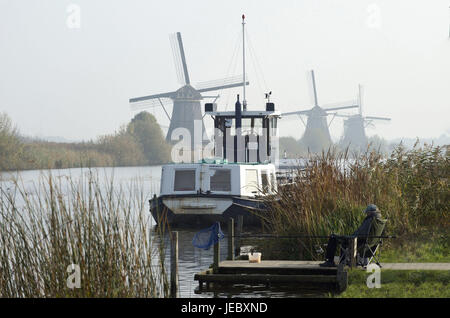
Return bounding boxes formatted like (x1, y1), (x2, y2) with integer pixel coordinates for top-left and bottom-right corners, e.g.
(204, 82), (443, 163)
(336, 270), (450, 298)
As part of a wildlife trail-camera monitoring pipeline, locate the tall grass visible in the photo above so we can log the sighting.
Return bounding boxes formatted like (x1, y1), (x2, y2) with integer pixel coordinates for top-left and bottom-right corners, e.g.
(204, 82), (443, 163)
(0, 172), (169, 297)
(260, 143), (449, 260)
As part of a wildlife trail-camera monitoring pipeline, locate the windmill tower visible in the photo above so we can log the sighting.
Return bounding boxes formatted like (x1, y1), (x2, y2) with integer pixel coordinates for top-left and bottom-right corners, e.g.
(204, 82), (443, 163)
(282, 70), (359, 153)
(129, 32), (248, 151)
(338, 85), (391, 150)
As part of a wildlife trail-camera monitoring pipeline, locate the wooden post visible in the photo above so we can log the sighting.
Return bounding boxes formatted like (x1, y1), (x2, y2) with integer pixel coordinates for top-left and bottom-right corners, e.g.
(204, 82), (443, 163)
(337, 262), (348, 292)
(236, 215), (243, 257)
(348, 237), (357, 268)
(170, 231), (179, 298)
(227, 218), (235, 261)
(213, 236), (220, 273)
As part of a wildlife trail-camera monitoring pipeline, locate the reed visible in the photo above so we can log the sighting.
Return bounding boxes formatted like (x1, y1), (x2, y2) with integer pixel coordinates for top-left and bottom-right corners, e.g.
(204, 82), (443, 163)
(0, 171), (169, 298)
(259, 143), (449, 260)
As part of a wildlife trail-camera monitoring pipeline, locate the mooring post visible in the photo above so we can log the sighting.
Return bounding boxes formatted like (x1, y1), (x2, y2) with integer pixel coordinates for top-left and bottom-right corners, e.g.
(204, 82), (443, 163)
(228, 218), (235, 261)
(236, 215), (243, 257)
(213, 236), (220, 273)
(348, 236), (357, 268)
(170, 231), (179, 298)
(337, 262), (348, 292)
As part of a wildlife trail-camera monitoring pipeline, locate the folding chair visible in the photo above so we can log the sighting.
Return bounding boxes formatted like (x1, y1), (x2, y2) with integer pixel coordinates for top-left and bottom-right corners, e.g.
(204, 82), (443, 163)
(356, 218), (387, 268)
(337, 217), (387, 268)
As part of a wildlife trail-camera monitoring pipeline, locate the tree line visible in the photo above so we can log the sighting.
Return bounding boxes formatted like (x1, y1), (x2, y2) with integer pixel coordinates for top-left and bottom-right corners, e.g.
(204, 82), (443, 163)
(0, 111), (171, 171)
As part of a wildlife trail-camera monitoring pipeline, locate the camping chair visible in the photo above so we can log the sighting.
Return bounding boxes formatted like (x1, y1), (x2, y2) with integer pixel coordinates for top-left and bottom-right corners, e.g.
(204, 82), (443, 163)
(337, 217), (387, 268)
(356, 217), (387, 268)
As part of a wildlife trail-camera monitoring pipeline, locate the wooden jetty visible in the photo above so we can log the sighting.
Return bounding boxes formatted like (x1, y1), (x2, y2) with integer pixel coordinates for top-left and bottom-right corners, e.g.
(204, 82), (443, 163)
(194, 260), (348, 294)
(192, 218), (450, 296)
(194, 218), (348, 294)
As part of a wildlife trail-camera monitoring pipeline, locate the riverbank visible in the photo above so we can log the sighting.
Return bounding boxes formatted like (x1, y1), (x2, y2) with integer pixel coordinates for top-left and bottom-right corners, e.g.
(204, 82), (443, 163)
(0, 111), (171, 172)
(336, 269), (450, 298)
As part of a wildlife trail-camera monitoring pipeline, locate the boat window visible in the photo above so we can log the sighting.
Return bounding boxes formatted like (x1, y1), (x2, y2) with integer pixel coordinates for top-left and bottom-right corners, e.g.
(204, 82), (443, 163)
(210, 169), (231, 192)
(245, 169), (258, 194)
(261, 170), (269, 192)
(174, 169), (196, 191)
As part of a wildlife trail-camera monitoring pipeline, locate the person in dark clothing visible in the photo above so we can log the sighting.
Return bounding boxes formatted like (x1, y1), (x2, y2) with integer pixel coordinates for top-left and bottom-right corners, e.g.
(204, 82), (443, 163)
(319, 204), (384, 267)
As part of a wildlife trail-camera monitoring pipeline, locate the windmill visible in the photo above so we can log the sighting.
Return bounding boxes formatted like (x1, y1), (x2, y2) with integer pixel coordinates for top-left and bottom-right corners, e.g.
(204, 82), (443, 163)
(129, 32), (249, 150)
(337, 85), (391, 150)
(282, 70), (359, 153)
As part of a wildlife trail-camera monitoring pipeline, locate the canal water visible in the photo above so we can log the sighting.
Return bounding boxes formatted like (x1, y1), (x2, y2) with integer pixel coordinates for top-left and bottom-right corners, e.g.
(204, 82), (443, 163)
(0, 165), (328, 298)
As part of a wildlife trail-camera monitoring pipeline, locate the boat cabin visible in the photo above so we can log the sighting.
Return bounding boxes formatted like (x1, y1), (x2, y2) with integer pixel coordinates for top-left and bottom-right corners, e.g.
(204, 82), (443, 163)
(159, 161), (277, 197)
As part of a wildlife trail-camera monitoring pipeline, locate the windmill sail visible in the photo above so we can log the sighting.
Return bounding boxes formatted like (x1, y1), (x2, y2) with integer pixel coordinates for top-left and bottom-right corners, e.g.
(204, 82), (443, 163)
(282, 70), (359, 153)
(170, 32), (191, 85)
(130, 97), (172, 111)
(339, 84), (391, 150)
(364, 116), (391, 121)
(129, 91), (175, 104)
(129, 31), (251, 157)
(322, 104), (359, 112)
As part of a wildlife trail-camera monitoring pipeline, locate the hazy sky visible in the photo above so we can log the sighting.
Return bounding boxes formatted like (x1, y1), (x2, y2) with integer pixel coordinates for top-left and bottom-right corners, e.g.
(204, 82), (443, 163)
(0, 0), (449, 142)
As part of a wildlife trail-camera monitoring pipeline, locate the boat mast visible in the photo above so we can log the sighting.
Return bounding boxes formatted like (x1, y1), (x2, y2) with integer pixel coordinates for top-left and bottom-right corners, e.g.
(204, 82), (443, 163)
(242, 14), (247, 111)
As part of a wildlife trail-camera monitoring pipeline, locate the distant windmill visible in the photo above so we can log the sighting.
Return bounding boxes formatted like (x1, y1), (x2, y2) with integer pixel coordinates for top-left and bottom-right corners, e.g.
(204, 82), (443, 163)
(129, 32), (249, 149)
(282, 70), (359, 153)
(337, 85), (391, 150)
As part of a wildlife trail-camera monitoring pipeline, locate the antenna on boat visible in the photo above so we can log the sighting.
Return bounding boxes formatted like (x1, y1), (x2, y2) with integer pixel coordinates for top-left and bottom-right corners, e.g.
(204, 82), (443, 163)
(242, 14), (247, 111)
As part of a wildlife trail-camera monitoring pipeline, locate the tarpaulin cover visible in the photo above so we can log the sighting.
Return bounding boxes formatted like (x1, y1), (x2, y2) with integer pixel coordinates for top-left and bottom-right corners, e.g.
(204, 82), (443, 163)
(192, 222), (224, 250)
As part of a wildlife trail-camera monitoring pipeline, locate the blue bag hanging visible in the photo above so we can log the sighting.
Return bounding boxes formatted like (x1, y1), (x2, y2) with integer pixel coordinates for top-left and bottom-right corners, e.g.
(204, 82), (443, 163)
(192, 222), (225, 250)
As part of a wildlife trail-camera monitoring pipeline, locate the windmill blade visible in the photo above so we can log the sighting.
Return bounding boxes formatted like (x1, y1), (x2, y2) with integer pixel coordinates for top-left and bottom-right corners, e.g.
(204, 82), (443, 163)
(327, 112), (353, 118)
(364, 116), (391, 121)
(281, 109), (311, 116)
(195, 74), (248, 91)
(358, 84), (364, 116)
(129, 91), (175, 104)
(170, 32), (190, 85)
(129, 96), (172, 111)
(310, 70), (319, 107)
(323, 102), (359, 112)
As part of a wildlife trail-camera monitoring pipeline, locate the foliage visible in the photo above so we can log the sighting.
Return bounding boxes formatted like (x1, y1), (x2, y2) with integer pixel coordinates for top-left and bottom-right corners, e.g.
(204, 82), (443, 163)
(279, 137), (304, 158)
(126, 112), (172, 165)
(97, 126), (146, 166)
(0, 111), (172, 172)
(0, 113), (23, 170)
(0, 173), (169, 297)
(261, 144), (449, 260)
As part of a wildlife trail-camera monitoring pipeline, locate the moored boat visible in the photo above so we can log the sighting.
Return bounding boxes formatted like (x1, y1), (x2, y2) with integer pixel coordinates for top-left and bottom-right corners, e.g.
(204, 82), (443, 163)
(150, 15), (281, 228)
